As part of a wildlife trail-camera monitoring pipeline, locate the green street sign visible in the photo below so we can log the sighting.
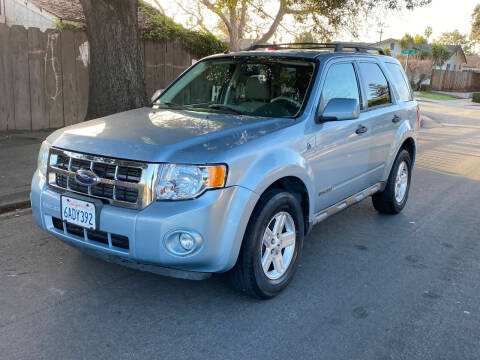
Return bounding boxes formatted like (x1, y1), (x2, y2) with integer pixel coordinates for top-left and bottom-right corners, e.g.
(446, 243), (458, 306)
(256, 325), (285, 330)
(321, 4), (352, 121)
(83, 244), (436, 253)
(401, 49), (419, 55)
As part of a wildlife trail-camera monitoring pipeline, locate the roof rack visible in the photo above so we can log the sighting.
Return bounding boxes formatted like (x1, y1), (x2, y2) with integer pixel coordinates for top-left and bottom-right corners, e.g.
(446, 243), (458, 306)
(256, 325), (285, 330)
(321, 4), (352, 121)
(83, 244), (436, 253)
(247, 42), (385, 55)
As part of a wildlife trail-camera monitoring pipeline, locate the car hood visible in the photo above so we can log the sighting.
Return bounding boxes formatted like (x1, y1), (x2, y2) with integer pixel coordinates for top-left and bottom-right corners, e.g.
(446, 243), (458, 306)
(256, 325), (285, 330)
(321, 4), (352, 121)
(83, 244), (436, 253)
(48, 107), (294, 163)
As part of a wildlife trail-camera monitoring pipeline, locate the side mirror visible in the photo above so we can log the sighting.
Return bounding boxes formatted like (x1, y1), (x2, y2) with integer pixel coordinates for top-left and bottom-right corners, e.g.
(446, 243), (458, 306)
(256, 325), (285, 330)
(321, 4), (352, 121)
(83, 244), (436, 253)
(151, 89), (164, 104)
(318, 98), (360, 122)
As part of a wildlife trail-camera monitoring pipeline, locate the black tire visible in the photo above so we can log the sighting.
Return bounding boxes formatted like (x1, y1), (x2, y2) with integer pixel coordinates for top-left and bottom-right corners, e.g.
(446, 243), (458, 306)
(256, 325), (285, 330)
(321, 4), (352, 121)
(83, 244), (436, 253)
(372, 149), (412, 214)
(227, 189), (304, 299)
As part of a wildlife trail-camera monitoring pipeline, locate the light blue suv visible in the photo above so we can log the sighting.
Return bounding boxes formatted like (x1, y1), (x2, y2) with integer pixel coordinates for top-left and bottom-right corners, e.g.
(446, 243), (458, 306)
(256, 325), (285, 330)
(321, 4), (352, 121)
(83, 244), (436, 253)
(31, 43), (418, 298)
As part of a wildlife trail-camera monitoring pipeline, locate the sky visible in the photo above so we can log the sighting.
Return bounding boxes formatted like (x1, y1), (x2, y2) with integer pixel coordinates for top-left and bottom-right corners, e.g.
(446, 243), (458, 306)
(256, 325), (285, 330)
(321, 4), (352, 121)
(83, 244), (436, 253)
(353, 0), (478, 43)
(152, 0), (478, 44)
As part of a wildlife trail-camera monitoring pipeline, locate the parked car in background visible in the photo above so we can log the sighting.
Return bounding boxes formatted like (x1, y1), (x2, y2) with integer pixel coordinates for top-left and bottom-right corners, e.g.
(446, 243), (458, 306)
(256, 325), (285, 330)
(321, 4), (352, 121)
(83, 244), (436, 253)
(32, 43), (418, 298)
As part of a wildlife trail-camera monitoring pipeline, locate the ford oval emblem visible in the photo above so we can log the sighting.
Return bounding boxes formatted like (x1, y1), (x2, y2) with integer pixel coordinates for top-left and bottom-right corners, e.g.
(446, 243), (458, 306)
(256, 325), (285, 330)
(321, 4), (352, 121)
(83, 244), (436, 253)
(75, 169), (100, 186)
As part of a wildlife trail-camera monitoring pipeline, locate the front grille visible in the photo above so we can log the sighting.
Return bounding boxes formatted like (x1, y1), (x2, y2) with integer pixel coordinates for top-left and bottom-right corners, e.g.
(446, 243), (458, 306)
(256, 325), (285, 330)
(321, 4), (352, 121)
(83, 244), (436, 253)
(47, 148), (158, 209)
(52, 217), (130, 250)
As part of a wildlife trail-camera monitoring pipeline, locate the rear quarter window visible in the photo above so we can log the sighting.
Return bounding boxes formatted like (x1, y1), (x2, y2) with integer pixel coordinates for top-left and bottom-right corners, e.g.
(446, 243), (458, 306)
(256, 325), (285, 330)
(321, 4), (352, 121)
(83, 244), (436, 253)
(358, 62), (391, 108)
(385, 62), (413, 102)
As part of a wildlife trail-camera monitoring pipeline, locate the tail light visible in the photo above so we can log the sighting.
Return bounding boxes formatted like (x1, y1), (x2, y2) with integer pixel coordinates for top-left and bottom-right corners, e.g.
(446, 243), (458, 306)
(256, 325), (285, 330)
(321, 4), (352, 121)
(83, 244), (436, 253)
(417, 105), (421, 130)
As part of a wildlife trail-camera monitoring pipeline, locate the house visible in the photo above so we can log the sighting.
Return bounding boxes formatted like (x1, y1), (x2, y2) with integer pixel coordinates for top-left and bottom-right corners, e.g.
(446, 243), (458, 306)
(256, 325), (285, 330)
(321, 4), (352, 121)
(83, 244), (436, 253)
(413, 43), (467, 71)
(372, 38), (403, 57)
(463, 55), (480, 72)
(371, 39), (467, 71)
(0, 0), (149, 31)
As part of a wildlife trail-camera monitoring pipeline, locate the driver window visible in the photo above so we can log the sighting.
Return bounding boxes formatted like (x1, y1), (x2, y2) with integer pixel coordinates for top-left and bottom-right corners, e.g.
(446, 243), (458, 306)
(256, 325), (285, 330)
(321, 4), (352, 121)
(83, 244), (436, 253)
(321, 63), (360, 110)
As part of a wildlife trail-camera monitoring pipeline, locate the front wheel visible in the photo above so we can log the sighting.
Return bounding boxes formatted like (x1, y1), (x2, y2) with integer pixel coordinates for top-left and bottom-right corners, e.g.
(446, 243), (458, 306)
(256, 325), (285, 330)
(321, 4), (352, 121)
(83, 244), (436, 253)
(227, 190), (304, 299)
(372, 149), (412, 214)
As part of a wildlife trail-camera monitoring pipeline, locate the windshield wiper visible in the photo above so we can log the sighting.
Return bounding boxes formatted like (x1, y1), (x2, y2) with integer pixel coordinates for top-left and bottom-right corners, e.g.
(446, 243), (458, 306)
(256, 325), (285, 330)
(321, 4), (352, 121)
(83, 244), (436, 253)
(207, 104), (248, 115)
(157, 101), (190, 110)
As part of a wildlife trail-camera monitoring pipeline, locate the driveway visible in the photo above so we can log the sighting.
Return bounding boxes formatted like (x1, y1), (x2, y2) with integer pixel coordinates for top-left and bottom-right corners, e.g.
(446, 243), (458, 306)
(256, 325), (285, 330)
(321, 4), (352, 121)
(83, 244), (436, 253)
(1, 99), (479, 360)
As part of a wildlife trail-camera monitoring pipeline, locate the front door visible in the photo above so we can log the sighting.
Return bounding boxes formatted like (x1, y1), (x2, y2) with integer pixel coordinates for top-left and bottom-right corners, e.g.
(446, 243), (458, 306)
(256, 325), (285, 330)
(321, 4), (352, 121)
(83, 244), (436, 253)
(308, 61), (372, 213)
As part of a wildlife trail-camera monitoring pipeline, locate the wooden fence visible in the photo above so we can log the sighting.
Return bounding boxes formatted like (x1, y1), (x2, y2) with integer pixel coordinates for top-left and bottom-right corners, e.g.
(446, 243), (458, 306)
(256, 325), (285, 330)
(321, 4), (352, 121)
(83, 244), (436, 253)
(0, 24), (195, 132)
(430, 69), (480, 92)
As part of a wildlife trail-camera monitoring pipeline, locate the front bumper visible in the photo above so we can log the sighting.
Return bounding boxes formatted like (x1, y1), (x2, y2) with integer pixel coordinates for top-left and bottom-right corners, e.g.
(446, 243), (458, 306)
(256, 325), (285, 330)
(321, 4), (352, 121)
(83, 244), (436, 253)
(31, 170), (258, 273)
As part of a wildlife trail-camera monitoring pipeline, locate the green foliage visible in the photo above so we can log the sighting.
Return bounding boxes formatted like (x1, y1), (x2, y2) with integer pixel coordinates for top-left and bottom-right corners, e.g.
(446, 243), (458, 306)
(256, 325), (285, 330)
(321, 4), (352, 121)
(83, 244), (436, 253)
(437, 29), (474, 55)
(471, 5), (480, 44)
(399, 34), (414, 49)
(294, 31), (316, 44)
(419, 84), (431, 92)
(382, 47), (392, 56)
(139, 1), (228, 58)
(410, 80), (419, 91)
(424, 26), (433, 40)
(431, 43), (451, 66)
(473, 92), (480, 103)
(419, 49), (430, 60)
(413, 34), (427, 44)
(52, 18), (85, 32)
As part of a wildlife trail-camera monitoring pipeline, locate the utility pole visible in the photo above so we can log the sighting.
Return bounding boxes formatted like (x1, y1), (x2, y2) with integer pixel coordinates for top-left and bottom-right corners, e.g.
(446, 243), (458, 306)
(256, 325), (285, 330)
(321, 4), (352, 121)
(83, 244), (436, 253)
(377, 22), (385, 42)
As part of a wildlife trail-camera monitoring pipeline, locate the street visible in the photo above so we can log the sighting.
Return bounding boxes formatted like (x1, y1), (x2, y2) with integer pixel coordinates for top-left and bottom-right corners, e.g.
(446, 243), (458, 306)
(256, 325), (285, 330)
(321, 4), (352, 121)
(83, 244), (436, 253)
(1, 98), (480, 360)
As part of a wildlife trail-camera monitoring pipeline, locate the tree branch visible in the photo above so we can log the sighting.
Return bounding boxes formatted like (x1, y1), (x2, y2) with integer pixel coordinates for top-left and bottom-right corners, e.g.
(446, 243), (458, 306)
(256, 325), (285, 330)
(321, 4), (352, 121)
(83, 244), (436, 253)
(253, 1), (287, 44)
(200, 0), (232, 33)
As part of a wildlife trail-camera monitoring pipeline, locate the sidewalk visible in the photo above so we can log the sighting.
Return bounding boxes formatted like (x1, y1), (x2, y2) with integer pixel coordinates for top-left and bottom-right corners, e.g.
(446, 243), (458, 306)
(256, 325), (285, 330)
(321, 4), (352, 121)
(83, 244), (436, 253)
(0, 131), (51, 213)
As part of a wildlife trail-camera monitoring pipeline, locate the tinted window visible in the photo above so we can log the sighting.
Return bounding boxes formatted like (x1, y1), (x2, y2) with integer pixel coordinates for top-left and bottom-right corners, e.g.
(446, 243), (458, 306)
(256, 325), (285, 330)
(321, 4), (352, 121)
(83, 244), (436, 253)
(322, 63), (360, 107)
(386, 63), (412, 102)
(359, 62), (391, 108)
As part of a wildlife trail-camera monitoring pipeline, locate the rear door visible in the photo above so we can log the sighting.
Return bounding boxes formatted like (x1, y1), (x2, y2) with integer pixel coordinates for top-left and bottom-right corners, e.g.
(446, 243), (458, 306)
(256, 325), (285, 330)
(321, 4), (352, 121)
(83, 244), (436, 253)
(355, 61), (398, 184)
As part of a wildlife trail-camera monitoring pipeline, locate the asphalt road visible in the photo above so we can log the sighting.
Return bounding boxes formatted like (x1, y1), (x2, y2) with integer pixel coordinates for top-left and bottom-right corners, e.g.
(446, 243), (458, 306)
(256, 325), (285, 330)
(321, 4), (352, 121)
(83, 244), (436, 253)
(1, 99), (480, 360)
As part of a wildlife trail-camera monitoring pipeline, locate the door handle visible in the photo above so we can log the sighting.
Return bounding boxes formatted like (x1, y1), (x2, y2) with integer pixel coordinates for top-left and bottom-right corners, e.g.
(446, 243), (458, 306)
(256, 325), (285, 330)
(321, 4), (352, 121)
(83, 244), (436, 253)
(355, 125), (368, 134)
(392, 115), (401, 123)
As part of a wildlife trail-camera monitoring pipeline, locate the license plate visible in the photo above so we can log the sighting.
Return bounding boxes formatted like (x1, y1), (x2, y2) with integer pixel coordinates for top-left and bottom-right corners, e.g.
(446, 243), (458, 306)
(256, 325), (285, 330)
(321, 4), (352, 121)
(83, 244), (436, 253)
(61, 196), (96, 230)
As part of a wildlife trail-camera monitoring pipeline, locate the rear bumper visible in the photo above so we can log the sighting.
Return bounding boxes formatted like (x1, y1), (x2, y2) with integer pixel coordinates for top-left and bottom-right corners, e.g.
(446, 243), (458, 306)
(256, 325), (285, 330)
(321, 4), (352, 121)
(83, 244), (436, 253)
(31, 170), (258, 273)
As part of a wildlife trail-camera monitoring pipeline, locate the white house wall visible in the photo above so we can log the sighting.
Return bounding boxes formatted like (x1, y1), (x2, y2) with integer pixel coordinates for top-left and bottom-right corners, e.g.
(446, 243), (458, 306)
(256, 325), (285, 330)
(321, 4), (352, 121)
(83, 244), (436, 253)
(434, 50), (465, 71)
(5, 0), (54, 31)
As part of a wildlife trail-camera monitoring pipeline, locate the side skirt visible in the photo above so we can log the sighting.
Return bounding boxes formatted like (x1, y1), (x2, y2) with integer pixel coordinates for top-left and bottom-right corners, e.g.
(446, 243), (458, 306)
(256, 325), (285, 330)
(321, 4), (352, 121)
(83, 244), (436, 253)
(311, 182), (385, 226)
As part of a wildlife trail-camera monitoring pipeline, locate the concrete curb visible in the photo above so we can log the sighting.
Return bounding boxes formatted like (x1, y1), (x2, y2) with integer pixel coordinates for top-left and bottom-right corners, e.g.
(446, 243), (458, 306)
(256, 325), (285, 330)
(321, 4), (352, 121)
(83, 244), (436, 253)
(0, 191), (31, 214)
(0, 200), (31, 215)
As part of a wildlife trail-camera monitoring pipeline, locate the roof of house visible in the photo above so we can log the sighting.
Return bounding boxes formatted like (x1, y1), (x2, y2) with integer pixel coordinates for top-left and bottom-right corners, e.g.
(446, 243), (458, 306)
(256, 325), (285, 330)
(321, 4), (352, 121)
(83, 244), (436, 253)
(413, 43), (467, 64)
(370, 38), (398, 47)
(465, 55), (480, 68)
(27, 0), (149, 27)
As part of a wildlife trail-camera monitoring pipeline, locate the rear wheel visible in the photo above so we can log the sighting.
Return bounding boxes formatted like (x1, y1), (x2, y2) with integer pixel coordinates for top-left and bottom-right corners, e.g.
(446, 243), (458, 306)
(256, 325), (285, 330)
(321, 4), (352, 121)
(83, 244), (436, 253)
(227, 189), (304, 299)
(372, 149), (412, 214)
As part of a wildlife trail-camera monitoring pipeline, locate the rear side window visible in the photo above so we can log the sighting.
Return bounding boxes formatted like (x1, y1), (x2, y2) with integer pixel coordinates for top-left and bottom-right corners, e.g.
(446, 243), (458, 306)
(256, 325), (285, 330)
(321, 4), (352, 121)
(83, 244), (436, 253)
(359, 62), (391, 108)
(385, 63), (413, 102)
(322, 63), (360, 107)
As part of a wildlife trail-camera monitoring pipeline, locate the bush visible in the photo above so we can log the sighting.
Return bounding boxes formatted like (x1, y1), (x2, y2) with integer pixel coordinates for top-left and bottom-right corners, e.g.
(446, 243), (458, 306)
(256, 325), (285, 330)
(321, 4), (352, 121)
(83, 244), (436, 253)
(139, 1), (228, 58)
(410, 81), (419, 91)
(473, 92), (480, 103)
(419, 84), (431, 92)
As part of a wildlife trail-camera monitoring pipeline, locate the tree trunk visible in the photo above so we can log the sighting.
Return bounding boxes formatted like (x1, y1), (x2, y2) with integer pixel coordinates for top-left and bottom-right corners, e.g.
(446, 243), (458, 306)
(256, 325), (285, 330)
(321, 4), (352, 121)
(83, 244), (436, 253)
(79, 0), (147, 120)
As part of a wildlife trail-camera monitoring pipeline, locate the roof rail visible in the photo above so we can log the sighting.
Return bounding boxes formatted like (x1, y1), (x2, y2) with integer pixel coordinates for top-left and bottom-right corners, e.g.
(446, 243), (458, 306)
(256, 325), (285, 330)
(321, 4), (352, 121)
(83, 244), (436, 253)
(247, 42), (385, 55)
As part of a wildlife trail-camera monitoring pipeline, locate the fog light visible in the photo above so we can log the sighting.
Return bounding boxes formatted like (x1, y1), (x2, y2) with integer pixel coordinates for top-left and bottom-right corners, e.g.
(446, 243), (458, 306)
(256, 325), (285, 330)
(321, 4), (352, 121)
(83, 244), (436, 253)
(164, 229), (203, 256)
(179, 232), (195, 251)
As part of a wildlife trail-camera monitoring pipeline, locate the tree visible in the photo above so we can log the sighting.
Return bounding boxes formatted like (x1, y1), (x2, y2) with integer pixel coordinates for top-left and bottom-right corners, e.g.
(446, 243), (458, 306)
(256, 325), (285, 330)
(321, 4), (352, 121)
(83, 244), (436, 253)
(294, 31), (316, 43)
(424, 26), (432, 40)
(431, 43), (452, 67)
(382, 47), (392, 56)
(437, 29), (475, 55)
(78, 0), (147, 120)
(399, 33), (414, 49)
(397, 57), (432, 87)
(173, 0), (432, 51)
(413, 34), (427, 44)
(471, 4), (480, 44)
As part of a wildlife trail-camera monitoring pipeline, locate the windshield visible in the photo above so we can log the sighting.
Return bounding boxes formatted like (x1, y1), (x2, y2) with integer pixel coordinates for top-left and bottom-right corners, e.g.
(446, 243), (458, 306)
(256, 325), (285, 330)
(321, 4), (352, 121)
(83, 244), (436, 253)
(155, 57), (316, 118)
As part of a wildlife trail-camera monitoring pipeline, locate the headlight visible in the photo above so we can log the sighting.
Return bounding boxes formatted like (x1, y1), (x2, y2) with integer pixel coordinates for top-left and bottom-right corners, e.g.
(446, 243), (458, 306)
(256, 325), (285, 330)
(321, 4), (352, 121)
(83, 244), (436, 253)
(155, 164), (227, 200)
(37, 141), (51, 176)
